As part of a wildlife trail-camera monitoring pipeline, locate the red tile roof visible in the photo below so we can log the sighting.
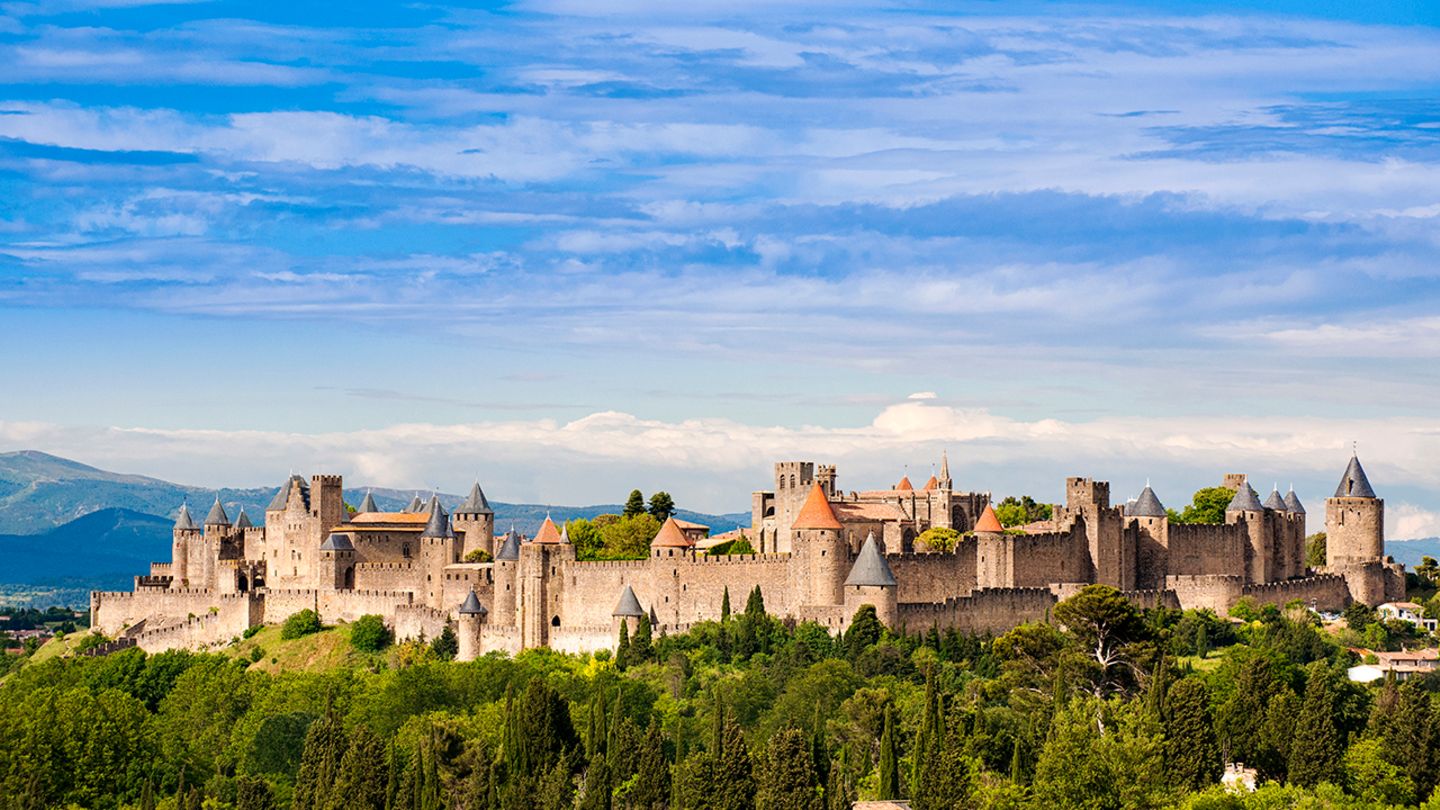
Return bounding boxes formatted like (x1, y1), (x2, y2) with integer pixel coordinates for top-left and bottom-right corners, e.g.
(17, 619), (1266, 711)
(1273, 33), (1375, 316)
(793, 483), (843, 530)
(973, 504), (1004, 533)
(922, 475), (938, 491)
(651, 517), (694, 548)
(895, 476), (914, 491)
(534, 516), (564, 544)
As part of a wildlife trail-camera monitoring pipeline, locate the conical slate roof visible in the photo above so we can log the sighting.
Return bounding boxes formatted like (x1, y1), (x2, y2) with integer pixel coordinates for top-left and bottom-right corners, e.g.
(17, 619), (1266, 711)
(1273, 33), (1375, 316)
(793, 483), (842, 530)
(1334, 455), (1377, 498)
(973, 504), (1004, 533)
(235, 508), (253, 529)
(205, 496), (230, 526)
(174, 502), (196, 531)
(495, 531), (521, 561)
(404, 495), (424, 513)
(458, 590), (487, 615)
(1130, 486), (1166, 518)
(357, 492), (378, 514)
(1284, 488), (1306, 514)
(613, 585), (644, 617)
(267, 475), (308, 512)
(1226, 483), (1264, 513)
(320, 533), (354, 551)
(651, 517), (693, 548)
(939, 450), (950, 482)
(422, 496), (453, 538)
(457, 482), (492, 514)
(845, 532), (896, 587)
(1264, 487), (1287, 511)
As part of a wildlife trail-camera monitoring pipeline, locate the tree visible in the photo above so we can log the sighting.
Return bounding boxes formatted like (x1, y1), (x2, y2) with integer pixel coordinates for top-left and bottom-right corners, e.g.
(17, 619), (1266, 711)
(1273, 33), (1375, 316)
(713, 711), (755, 810)
(332, 725), (389, 810)
(615, 621), (631, 671)
(624, 490), (646, 518)
(349, 614), (392, 653)
(916, 527), (961, 552)
(1164, 678), (1221, 792)
(877, 704), (900, 800)
(647, 491), (676, 523)
(625, 718), (669, 810)
(598, 514), (662, 559)
(293, 709), (348, 810)
(844, 605), (883, 659)
(632, 615), (653, 664)
(1167, 487), (1233, 525)
(281, 609), (323, 640)
(1344, 739), (1414, 806)
(721, 587), (731, 622)
(429, 625), (458, 661)
(1032, 697), (1173, 810)
(1306, 533), (1328, 569)
(1288, 665), (1342, 788)
(1052, 585), (1146, 694)
(993, 496), (1052, 527)
(568, 518), (604, 560)
(756, 728), (822, 810)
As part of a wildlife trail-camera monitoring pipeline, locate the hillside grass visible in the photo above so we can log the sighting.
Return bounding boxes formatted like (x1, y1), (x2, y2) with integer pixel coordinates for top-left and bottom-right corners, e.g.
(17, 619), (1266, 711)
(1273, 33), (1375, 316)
(223, 622), (388, 674)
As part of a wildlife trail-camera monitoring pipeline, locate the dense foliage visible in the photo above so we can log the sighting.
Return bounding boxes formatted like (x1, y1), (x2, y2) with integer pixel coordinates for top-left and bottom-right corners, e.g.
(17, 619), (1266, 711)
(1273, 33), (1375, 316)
(3, 585), (1440, 809)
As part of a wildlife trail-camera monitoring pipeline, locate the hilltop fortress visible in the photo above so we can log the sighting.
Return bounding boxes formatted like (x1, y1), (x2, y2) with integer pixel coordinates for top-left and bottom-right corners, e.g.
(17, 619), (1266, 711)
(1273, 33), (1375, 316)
(91, 454), (1405, 658)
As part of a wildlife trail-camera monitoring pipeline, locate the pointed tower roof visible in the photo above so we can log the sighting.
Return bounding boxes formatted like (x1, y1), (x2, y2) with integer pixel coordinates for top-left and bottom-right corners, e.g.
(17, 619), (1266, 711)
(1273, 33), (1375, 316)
(235, 508), (253, 530)
(1129, 485), (1166, 518)
(939, 450), (951, 481)
(1284, 487), (1306, 515)
(922, 475), (939, 491)
(357, 492), (378, 514)
(973, 503), (1004, 533)
(205, 496), (230, 526)
(267, 475), (308, 512)
(320, 533), (354, 552)
(651, 517), (693, 548)
(495, 531), (521, 561)
(792, 483), (842, 530)
(613, 585), (644, 617)
(534, 515), (563, 544)
(458, 589), (487, 615)
(895, 475), (914, 491)
(458, 481), (493, 514)
(1226, 483), (1264, 513)
(422, 496), (453, 539)
(174, 502), (196, 531)
(845, 532), (897, 587)
(1334, 454), (1377, 498)
(404, 495), (423, 513)
(1263, 486), (1287, 511)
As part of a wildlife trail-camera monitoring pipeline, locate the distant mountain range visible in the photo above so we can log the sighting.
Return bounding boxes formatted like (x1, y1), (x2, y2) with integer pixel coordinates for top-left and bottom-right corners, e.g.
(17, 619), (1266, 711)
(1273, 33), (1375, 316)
(0, 450), (750, 592)
(1385, 538), (1440, 569)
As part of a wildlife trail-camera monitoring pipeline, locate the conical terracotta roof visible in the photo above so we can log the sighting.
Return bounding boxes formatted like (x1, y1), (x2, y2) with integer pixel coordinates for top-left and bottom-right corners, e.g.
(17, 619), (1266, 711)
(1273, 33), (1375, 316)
(792, 483), (842, 530)
(896, 476), (914, 491)
(534, 516), (563, 544)
(973, 504), (1004, 533)
(651, 516), (693, 548)
(922, 475), (938, 491)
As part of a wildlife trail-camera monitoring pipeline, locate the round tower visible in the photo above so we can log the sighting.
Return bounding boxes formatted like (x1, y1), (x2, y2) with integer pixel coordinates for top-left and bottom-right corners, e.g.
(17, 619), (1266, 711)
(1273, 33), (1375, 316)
(844, 532), (898, 628)
(491, 528), (521, 625)
(456, 589), (488, 662)
(170, 502), (200, 589)
(319, 533), (356, 590)
(790, 483), (847, 607)
(1225, 482), (1269, 584)
(453, 481), (496, 559)
(419, 496), (456, 609)
(1326, 454), (1383, 566)
(612, 585), (644, 647)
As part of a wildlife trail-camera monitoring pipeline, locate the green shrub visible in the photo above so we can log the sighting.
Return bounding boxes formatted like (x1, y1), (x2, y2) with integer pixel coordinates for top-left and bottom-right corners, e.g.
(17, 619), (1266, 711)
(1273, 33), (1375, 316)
(349, 614), (392, 653)
(464, 548), (493, 563)
(280, 609), (322, 640)
(242, 625), (263, 639)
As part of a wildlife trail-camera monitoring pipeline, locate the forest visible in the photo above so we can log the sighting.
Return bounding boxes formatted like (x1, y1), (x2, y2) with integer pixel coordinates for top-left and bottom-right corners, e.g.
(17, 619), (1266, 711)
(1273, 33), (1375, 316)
(0, 584), (1437, 810)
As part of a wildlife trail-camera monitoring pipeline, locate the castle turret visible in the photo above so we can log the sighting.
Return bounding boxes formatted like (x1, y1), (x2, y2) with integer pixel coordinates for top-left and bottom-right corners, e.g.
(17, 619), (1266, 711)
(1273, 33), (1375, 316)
(790, 483), (847, 607)
(319, 533), (355, 590)
(938, 450), (952, 491)
(1325, 454), (1397, 603)
(492, 529), (521, 625)
(974, 503), (1010, 588)
(204, 496), (230, 528)
(844, 532), (897, 628)
(235, 508), (253, 530)
(357, 492), (378, 515)
(457, 589), (488, 662)
(518, 516), (572, 648)
(1225, 482), (1271, 584)
(171, 502), (199, 589)
(651, 516), (695, 559)
(454, 481), (496, 560)
(1128, 484), (1169, 589)
(419, 496), (456, 608)
(311, 475), (345, 537)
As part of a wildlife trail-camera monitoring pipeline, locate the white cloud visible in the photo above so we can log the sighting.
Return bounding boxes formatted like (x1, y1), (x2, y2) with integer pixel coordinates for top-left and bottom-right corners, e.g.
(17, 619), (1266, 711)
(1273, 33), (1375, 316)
(1391, 503), (1440, 541)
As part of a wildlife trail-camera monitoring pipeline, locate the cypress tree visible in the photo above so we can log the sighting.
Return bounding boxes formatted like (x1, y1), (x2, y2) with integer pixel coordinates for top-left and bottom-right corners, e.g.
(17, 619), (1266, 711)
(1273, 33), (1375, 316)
(721, 587), (731, 622)
(580, 692), (611, 810)
(1289, 665), (1342, 787)
(810, 706), (830, 790)
(844, 605), (882, 659)
(237, 777), (276, 810)
(1376, 682), (1438, 800)
(712, 711), (754, 810)
(756, 728), (822, 810)
(877, 705), (900, 800)
(629, 717), (670, 810)
(910, 714), (978, 810)
(140, 780), (156, 810)
(616, 621), (631, 671)
(825, 746), (856, 810)
(745, 586), (765, 618)
(910, 671), (938, 796)
(333, 725), (389, 810)
(294, 710), (349, 810)
(633, 615), (653, 664)
(624, 490), (646, 518)
(1164, 677), (1221, 791)
(1009, 737), (1023, 784)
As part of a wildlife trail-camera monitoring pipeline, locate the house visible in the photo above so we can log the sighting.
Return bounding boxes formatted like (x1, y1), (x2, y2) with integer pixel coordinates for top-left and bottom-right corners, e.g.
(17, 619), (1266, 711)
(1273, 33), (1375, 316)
(1347, 647), (1440, 683)
(1378, 601), (1437, 632)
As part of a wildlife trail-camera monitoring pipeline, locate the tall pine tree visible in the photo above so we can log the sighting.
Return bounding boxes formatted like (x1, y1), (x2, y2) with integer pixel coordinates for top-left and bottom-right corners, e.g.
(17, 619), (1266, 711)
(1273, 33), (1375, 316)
(756, 728), (822, 810)
(1163, 677), (1221, 791)
(332, 725), (389, 810)
(293, 710), (349, 810)
(877, 705), (900, 800)
(1289, 664), (1342, 787)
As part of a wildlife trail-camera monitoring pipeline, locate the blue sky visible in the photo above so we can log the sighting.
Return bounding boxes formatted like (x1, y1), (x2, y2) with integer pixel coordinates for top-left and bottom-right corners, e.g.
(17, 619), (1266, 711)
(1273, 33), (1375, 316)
(1, 0), (1439, 535)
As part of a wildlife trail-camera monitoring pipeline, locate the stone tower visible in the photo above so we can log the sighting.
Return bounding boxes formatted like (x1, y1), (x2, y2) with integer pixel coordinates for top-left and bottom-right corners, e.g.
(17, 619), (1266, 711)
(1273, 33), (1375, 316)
(518, 517), (572, 649)
(453, 481), (496, 559)
(974, 503), (1009, 589)
(491, 529), (521, 626)
(1225, 482), (1270, 584)
(789, 483), (848, 607)
(319, 533), (355, 590)
(418, 496), (457, 609)
(201, 496), (230, 592)
(457, 589), (487, 661)
(1128, 485), (1169, 589)
(171, 502), (200, 589)
(1061, 477), (1132, 590)
(844, 531), (897, 628)
(1327, 455), (1383, 565)
(612, 584), (644, 646)
(311, 475), (346, 537)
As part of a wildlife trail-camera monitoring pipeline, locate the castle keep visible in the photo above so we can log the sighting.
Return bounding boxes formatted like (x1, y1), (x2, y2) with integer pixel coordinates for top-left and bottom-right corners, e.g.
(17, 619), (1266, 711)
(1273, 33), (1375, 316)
(92, 453), (1406, 658)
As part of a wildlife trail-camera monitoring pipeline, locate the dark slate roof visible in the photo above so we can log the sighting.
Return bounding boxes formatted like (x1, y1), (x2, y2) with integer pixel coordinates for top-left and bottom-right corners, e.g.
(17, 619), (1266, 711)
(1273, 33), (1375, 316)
(1226, 483), (1264, 513)
(320, 533), (354, 551)
(1263, 487), (1287, 511)
(458, 590), (487, 615)
(844, 532), (897, 587)
(457, 482), (492, 514)
(495, 531), (521, 561)
(1129, 485), (1166, 518)
(205, 496), (230, 526)
(1334, 455), (1377, 498)
(404, 495), (424, 513)
(235, 508), (253, 530)
(613, 585), (644, 617)
(357, 492), (378, 514)
(1284, 488), (1306, 514)
(267, 475), (309, 512)
(422, 496), (453, 538)
(174, 503), (196, 531)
